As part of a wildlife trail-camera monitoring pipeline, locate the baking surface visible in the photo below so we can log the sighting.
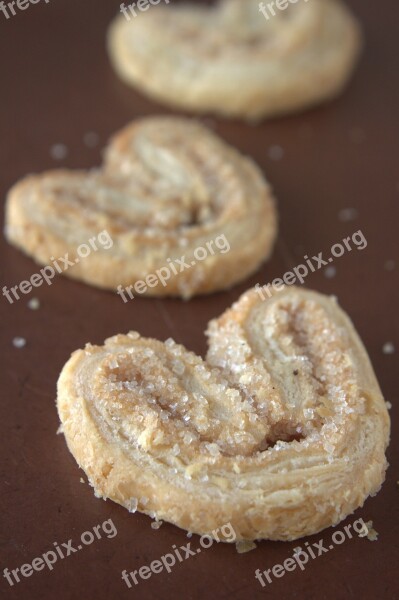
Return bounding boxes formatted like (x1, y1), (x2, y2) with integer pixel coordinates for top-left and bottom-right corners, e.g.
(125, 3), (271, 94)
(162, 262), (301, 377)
(0, 0), (398, 598)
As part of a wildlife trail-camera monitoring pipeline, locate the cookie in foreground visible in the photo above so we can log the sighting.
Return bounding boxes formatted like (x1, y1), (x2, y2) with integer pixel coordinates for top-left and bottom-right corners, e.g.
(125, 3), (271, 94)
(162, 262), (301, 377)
(56, 286), (390, 541)
(5, 117), (277, 298)
(108, 0), (362, 121)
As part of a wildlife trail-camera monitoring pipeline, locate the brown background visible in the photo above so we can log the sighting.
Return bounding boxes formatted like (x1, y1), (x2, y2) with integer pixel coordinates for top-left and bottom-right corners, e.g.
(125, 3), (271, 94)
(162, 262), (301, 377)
(0, 0), (398, 598)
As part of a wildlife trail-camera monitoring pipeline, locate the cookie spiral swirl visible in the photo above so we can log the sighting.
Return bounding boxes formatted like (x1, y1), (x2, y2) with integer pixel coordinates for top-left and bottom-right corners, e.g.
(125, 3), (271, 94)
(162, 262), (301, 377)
(57, 286), (389, 541)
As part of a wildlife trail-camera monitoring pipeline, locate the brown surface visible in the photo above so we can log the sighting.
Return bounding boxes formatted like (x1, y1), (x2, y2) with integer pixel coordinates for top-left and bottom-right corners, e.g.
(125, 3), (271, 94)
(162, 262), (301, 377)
(0, 1), (398, 598)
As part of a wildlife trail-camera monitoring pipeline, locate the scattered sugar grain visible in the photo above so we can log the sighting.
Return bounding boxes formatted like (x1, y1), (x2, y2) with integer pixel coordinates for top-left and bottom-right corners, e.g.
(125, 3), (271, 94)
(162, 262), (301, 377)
(268, 145), (284, 161)
(50, 143), (68, 160)
(324, 266), (336, 279)
(28, 298), (40, 310)
(384, 260), (395, 271)
(338, 208), (358, 222)
(382, 342), (395, 355)
(13, 337), (26, 348)
(83, 131), (99, 148)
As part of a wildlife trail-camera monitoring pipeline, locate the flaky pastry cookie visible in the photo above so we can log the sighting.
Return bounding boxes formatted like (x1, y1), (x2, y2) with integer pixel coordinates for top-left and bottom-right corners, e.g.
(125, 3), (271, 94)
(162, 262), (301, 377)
(5, 117), (277, 298)
(57, 286), (389, 541)
(108, 0), (362, 120)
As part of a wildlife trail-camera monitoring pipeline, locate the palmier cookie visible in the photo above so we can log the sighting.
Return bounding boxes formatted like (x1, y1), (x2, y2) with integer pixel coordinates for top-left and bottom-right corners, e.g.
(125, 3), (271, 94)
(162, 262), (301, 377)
(5, 117), (277, 298)
(57, 286), (390, 541)
(107, 0), (362, 121)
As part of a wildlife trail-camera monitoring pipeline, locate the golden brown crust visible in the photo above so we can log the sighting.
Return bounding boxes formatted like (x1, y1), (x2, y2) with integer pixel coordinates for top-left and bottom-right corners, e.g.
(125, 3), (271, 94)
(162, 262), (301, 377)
(107, 0), (362, 120)
(5, 117), (277, 298)
(57, 286), (390, 541)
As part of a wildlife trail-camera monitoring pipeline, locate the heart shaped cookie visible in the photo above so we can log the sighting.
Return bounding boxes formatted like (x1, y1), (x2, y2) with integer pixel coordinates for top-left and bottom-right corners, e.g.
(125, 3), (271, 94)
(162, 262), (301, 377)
(108, 0), (362, 120)
(5, 117), (277, 298)
(57, 286), (390, 541)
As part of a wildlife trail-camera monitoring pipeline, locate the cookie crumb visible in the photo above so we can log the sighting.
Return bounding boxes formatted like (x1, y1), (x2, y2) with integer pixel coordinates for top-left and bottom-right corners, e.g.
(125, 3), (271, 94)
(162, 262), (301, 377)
(364, 521), (378, 541)
(12, 337), (26, 348)
(236, 540), (257, 554)
(80, 477), (85, 484)
(151, 521), (163, 530)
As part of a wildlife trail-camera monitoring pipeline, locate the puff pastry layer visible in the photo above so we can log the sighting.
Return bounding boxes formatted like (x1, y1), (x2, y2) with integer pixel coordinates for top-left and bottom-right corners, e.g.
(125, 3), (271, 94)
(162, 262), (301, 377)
(57, 286), (390, 541)
(108, 0), (362, 120)
(5, 117), (277, 298)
